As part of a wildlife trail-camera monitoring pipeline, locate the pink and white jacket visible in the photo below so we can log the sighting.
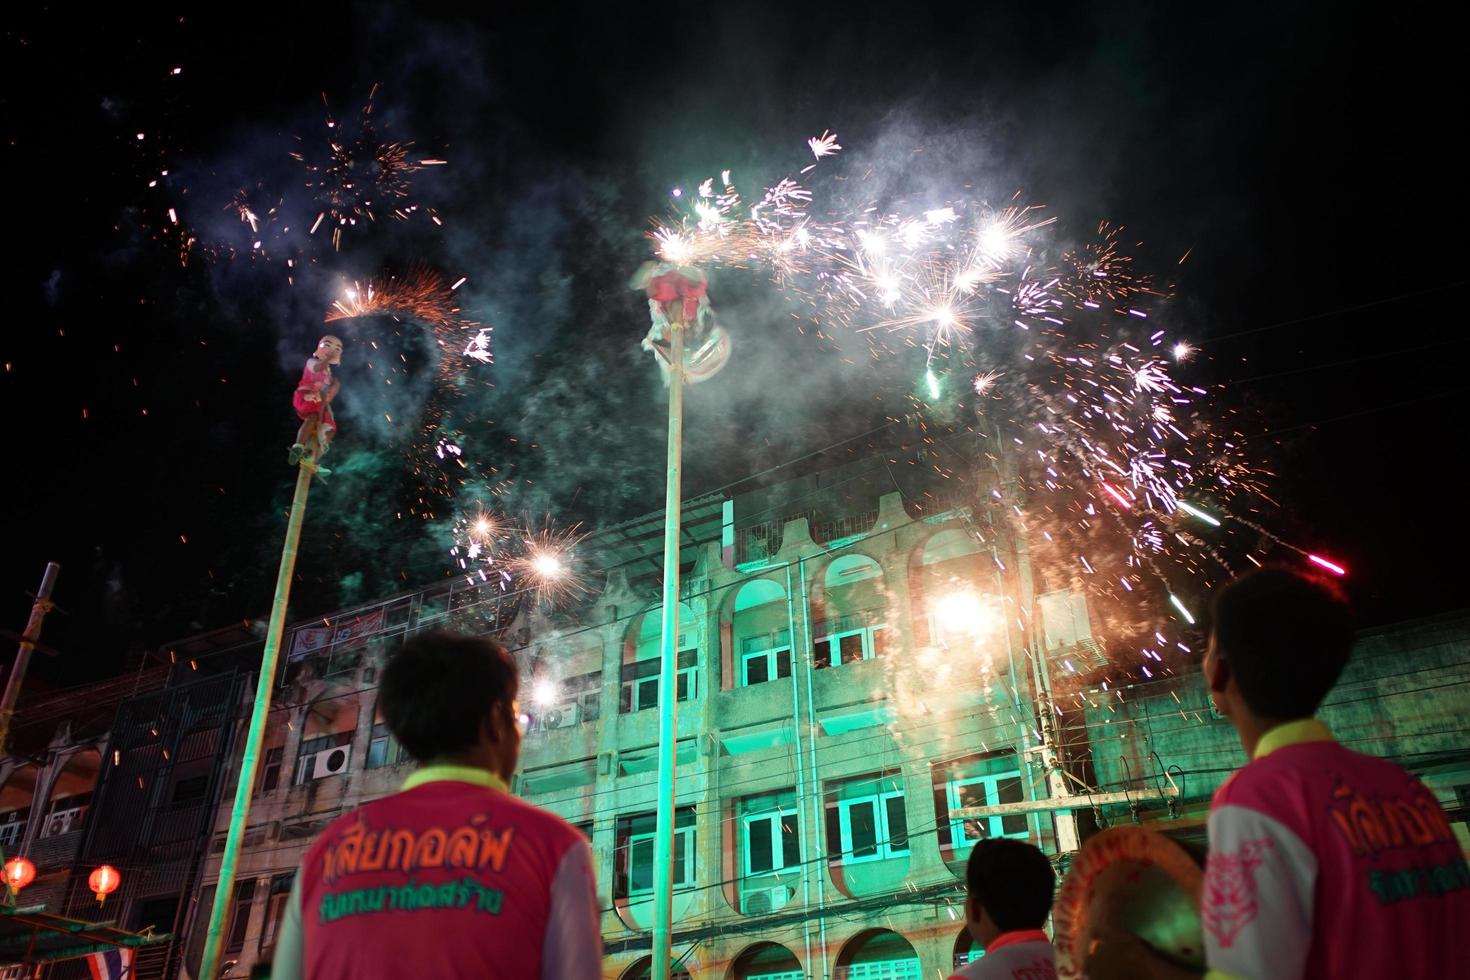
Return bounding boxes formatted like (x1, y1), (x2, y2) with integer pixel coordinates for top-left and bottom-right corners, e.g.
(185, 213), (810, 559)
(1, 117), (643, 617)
(1203, 719), (1470, 979)
(271, 765), (601, 980)
(949, 929), (1057, 980)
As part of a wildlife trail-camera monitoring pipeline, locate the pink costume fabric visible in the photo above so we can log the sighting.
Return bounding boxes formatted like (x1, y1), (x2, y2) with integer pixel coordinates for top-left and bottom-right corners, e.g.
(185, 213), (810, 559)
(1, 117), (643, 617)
(292, 360), (336, 432)
(271, 767), (601, 980)
(1202, 719), (1470, 979)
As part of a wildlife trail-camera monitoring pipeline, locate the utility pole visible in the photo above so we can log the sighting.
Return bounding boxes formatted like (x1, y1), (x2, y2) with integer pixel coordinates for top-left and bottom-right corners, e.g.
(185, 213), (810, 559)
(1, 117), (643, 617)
(982, 410), (1078, 854)
(0, 562), (61, 757)
(199, 462), (316, 979)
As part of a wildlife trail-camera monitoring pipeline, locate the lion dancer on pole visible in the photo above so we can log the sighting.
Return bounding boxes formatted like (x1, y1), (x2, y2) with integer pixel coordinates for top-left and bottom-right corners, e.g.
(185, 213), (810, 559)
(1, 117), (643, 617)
(632, 263), (731, 383)
(289, 334), (343, 476)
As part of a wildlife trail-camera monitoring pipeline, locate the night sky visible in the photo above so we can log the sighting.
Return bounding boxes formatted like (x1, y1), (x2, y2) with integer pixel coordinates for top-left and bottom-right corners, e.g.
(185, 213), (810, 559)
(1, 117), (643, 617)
(4, 2), (1465, 686)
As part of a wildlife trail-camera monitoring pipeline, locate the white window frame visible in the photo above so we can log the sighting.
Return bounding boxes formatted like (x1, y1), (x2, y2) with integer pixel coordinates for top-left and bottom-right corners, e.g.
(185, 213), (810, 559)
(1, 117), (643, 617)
(816, 621), (888, 667)
(945, 770), (1028, 850)
(837, 789), (908, 863)
(622, 649), (698, 713)
(259, 873), (295, 952)
(294, 732), (352, 785)
(0, 819), (24, 849)
(838, 960), (922, 980)
(365, 723), (404, 769)
(740, 638), (792, 687)
(628, 824), (695, 896)
(741, 805), (799, 876)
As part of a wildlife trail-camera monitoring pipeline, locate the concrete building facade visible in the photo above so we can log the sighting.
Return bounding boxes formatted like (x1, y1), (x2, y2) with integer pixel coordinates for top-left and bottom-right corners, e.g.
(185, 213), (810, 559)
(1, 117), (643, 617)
(5, 454), (1468, 979)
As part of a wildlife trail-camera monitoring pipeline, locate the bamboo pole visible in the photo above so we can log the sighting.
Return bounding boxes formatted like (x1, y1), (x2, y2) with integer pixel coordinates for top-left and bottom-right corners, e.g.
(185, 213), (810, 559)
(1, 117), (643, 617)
(199, 461), (314, 978)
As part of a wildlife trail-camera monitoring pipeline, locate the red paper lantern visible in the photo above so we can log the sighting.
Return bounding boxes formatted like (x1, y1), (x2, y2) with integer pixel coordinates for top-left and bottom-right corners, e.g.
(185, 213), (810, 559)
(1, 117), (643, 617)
(3, 857), (36, 892)
(88, 864), (120, 904)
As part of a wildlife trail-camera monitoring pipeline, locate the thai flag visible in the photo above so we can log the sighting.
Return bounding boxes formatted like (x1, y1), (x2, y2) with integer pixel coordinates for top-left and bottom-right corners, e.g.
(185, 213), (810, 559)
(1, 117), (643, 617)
(86, 947), (132, 980)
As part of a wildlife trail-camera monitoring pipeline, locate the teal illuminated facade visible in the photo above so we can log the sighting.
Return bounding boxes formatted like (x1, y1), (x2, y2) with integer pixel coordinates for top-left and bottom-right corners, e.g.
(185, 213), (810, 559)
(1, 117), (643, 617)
(3, 454), (1467, 979)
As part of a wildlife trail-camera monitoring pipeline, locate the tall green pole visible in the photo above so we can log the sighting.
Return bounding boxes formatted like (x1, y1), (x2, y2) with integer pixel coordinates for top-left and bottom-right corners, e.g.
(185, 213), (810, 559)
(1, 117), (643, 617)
(651, 322), (685, 980)
(199, 461), (314, 979)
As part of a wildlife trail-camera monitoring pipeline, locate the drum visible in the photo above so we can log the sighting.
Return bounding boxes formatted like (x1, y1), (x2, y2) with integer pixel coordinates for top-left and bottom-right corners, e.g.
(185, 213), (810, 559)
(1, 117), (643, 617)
(1053, 826), (1206, 977)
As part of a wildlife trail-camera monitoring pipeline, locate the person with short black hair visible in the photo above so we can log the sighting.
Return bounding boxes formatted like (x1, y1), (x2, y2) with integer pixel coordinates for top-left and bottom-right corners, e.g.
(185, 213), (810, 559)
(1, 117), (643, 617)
(1089, 567), (1470, 979)
(950, 837), (1058, 979)
(271, 630), (601, 979)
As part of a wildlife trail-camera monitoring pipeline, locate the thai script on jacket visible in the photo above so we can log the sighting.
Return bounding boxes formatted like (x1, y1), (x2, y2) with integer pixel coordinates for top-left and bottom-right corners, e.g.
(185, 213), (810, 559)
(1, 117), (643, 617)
(1328, 782), (1455, 858)
(319, 876), (504, 923)
(320, 816), (516, 885)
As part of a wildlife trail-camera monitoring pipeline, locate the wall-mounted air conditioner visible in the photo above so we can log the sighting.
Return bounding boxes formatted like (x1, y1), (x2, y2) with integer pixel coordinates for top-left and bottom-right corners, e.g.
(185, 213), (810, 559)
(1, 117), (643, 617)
(540, 704), (582, 731)
(312, 746), (351, 780)
(742, 884), (793, 915)
(45, 806), (85, 837)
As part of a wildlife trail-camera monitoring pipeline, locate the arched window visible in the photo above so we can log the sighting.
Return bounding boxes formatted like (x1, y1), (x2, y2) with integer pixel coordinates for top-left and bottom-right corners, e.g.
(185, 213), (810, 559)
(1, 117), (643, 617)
(815, 555), (888, 669)
(835, 928), (922, 980)
(621, 602), (698, 713)
(731, 941), (804, 979)
(732, 579), (791, 687)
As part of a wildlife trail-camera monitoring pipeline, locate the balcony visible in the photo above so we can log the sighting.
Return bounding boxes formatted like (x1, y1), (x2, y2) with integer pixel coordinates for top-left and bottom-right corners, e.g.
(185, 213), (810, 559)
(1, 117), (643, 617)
(734, 509), (882, 565)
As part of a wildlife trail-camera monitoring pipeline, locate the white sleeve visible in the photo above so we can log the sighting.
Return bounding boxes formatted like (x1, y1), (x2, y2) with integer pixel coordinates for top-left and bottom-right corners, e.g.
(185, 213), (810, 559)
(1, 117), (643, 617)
(541, 840), (602, 980)
(1203, 803), (1317, 980)
(269, 872), (305, 980)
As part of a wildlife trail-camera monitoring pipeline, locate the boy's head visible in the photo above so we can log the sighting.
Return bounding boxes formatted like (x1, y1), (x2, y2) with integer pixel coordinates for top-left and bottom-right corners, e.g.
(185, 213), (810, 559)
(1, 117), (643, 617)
(379, 630), (521, 780)
(964, 838), (1056, 947)
(1204, 566), (1354, 726)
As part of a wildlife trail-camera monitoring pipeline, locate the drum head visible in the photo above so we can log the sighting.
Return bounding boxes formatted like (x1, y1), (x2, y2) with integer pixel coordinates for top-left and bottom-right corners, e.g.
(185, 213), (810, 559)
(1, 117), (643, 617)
(1053, 826), (1205, 977)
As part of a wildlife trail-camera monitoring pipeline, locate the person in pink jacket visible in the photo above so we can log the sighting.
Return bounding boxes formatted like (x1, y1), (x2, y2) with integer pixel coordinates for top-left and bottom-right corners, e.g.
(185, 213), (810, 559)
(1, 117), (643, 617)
(1090, 567), (1470, 979)
(271, 630), (602, 979)
(951, 838), (1058, 980)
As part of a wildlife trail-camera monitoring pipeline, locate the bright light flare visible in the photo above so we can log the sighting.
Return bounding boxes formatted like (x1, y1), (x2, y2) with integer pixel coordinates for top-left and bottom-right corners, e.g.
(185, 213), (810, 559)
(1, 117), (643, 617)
(532, 679), (559, 707)
(808, 130), (842, 159)
(976, 207), (1056, 264)
(1169, 594), (1196, 625)
(978, 222), (1013, 261)
(1176, 501), (1221, 527)
(1307, 553), (1347, 576)
(653, 227), (693, 264)
(514, 521), (589, 605)
(936, 591), (1001, 637)
(973, 370), (1003, 396)
(1100, 483), (1133, 509)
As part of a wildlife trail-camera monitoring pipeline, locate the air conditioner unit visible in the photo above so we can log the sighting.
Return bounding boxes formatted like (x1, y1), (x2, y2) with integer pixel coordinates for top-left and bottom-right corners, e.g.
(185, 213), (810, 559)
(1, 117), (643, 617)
(46, 807), (84, 837)
(540, 703), (581, 731)
(742, 884), (793, 915)
(312, 746), (351, 780)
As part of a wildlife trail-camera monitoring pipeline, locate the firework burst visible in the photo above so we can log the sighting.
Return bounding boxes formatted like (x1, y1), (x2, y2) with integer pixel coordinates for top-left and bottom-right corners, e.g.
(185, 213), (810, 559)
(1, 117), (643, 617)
(1058, 221), (1156, 308)
(512, 521), (590, 606)
(295, 88), (445, 250)
(450, 508), (588, 606)
(640, 132), (1346, 686)
(325, 265), (480, 366)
